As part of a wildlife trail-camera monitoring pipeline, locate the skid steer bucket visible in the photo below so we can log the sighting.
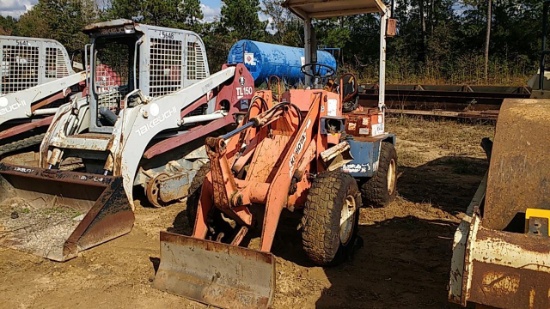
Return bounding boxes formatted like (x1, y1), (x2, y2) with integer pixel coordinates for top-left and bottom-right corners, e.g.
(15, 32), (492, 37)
(154, 232), (275, 309)
(0, 163), (134, 261)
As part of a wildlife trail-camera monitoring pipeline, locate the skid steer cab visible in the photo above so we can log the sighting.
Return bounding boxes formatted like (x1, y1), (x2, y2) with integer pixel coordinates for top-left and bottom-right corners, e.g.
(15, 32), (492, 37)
(0, 19), (256, 261)
(0, 36), (86, 157)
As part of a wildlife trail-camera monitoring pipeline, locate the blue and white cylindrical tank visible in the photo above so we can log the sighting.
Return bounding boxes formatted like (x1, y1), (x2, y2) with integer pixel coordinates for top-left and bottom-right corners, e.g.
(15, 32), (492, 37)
(227, 40), (337, 86)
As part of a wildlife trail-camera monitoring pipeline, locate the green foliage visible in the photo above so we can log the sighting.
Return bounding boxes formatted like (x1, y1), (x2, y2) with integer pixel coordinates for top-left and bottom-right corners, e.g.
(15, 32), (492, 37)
(261, 0), (302, 46)
(142, 0), (182, 27)
(3, 0), (546, 85)
(178, 0), (204, 29)
(17, 0), (96, 52)
(314, 18), (352, 49)
(103, 0), (143, 20)
(0, 16), (17, 35)
(104, 0), (204, 32)
(221, 0), (267, 41)
(201, 22), (235, 72)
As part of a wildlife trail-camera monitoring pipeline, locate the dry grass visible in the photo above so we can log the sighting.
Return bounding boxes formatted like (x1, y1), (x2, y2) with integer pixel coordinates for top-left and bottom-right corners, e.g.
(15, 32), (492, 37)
(388, 116), (495, 167)
(360, 115), (496, 222)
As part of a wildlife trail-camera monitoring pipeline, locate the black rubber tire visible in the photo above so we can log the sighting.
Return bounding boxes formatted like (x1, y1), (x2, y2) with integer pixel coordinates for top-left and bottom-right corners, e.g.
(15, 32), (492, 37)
(361, 141), (397, 207)
(302, 170), (361, 266)
(0, 133), (45, 157)
(186, 162), (211, 227)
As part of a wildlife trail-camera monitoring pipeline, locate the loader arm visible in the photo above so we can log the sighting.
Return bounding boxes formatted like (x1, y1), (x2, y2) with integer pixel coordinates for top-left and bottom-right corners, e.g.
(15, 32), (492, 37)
(258, 92), (324, 251)
(0, 72), (86, 125)
(194, 91), (326, 252)
(197, 103), (289, 230)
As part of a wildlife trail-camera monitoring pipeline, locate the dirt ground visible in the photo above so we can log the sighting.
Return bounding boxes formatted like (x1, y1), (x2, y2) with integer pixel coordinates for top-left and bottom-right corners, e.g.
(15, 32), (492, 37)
(0, 117), (494, 309)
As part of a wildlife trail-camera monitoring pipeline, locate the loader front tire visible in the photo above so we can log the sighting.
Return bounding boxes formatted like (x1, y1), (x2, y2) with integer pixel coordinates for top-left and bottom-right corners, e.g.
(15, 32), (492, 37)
(302, 170), (361, 266)
(361, 141), (397, 207)
(186, 162), (210, 229)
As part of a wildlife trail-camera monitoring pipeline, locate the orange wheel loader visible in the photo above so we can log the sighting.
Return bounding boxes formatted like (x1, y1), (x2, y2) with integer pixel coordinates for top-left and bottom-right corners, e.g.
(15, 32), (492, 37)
(154, 86), (367, 308)
(153, 1), (397, 308)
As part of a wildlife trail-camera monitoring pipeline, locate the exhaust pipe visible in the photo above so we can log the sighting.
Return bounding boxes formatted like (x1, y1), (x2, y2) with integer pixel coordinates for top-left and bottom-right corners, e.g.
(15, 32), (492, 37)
(0, 163), (134, 261)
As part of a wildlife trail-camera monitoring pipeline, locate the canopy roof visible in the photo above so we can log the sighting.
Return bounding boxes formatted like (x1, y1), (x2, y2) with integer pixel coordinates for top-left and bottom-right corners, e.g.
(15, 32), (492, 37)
(282, 0), (387, 20)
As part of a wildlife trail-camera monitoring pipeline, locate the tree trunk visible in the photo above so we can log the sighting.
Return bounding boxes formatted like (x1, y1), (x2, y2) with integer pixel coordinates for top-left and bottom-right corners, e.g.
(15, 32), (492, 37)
(419, 0), (427, 62)
(430, 0), (435, 35)
(484, 0), (492, 82)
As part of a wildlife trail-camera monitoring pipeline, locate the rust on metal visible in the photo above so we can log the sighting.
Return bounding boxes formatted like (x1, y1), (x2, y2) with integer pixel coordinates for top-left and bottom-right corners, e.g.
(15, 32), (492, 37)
(475, 224), (550, 255)
(359, 83), (531, 118)
(449, 98), (550, 309)
(146, 172), (194, 206)
(30, 89), (72, 112)
(458, 219), (550, 309)
(0, 162), (133, 261)
(146, 173), (169, 207)
(0, 116), (53, 140)
(448, 173), (487, 305)
(469, 261), (550, 309)
(484, 99), (550, 230)
(386, 108), (499, 120)
(154, 232), (275, 309)
(82, 19), (136, 34)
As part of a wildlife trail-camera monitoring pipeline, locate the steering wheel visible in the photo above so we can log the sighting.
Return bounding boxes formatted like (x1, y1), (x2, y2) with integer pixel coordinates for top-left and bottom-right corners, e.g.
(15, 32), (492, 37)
(301, 63), (336, 79)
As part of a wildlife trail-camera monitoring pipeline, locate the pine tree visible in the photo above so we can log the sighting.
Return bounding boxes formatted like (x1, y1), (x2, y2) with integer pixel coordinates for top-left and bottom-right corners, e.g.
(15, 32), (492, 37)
(220, 0), (267, 41)
(17, 0), (97, 52)
(179, 0), (204, 32)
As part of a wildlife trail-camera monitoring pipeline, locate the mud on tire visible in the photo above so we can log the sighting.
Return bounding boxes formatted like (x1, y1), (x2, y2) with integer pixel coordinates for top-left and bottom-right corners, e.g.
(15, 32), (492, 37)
(302, 170), (361, 266)
(361, 141), (397, 207)
(186, 162), (211, 229)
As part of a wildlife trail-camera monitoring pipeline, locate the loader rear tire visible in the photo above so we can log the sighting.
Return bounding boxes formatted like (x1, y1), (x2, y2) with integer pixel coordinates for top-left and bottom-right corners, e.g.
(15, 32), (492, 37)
(302, 170), (361, 266)
(361, 141), (397, 207)
(186, 163), (210, 229)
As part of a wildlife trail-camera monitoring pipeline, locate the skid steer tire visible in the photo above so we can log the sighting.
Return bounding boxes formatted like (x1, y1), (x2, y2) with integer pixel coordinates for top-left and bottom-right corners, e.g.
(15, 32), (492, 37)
(186, 162), (210, 229)
(361, 141), (397, 207)
(302, 170), (361, 266)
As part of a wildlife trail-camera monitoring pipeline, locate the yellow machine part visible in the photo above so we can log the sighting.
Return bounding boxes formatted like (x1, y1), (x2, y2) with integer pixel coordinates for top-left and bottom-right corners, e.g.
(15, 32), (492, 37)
(525, 208), (550, 235)
(483, 99), (550, 230)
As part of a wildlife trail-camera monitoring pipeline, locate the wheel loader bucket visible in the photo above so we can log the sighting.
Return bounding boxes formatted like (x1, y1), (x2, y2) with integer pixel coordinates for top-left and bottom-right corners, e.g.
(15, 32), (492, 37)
(153, 232), (275, 309)
(0, 163), (134, 261)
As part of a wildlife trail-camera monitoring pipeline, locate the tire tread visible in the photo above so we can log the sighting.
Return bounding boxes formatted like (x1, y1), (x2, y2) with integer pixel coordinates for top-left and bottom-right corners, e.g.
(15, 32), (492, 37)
(361, 141), (397, 207)
(302, 171), (360, 266)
